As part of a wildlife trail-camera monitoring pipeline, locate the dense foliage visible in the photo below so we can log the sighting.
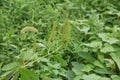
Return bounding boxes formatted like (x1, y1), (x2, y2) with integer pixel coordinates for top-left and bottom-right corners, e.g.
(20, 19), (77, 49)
(0, 0), (120, 80)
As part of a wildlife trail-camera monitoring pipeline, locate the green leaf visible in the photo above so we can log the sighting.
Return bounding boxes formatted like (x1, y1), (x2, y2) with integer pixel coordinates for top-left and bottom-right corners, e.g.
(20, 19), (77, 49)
(47, 63), (60, 69)
(74, 75), (82, 80)
(93, 60), (104, 68)
(100, 44), (115, 53)
(72, 62), (84, 75)
(98, 54), (104, 63)
(99, 77), (110, 80)
(40, 57), (49, 62)
(81, 64), (94, 73)
(110, 53), (120, 71)
(12, 72), (20, 80)
(66, 70), (75, 80)
(111, 75), (120, 80)
(50, 78), (62, 80)
(97, 33), (118, 44)
(52, 70), (59, 75)
(54, 55), (67, 67)
(21, 49), (36, 60)
(104, 59), (115, 68)
(20, 68), (39, 80)
(2, 62), (21, 71)
(94, 68), (112, 74)
(0, 71), (12, 79)
(82, 74), (101, 80)
(77, 51), (95, 62)
(83, 41), (102, 48)
(77, 26), (90, 34)
(36, 43), (46, 48)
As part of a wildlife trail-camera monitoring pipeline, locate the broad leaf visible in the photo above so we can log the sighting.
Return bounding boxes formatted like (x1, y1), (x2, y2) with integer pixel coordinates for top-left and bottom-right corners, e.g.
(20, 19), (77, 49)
(82, 74), (101, 80)
(110, 53), (120, 71)
(54, 55), (67, 67)
(100, 44), (115, 53)
(77, 51), (95, 62)
(83, 41), (102, 48)
(72, 62), (84, 75)
(74, 75), (82, 80)
(12, 72), (20, 80)
(66, 70), (75, 80)
(81, 64), (94, 73)
(20, 68), (39, 80)
(21, 49), (36, 60)
(93, 60), (104, 68)
(111, 75), (120, 80)
(2, 62), (21, 71)
(94, 68), (112, 74)
(97, 33), (118, 44)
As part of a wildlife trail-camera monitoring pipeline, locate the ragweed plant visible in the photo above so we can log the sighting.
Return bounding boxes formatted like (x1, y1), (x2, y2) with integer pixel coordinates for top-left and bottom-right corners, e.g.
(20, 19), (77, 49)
(20, 26), (38, 52)
(59, 10), (71, 47)
(47, 22), (57, 46)
(60, 20), (71, 46)
(20, 26), (38, 34)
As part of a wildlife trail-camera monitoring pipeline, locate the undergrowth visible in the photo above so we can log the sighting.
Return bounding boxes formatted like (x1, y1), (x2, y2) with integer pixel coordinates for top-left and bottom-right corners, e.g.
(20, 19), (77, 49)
(0, 0), (120, 80)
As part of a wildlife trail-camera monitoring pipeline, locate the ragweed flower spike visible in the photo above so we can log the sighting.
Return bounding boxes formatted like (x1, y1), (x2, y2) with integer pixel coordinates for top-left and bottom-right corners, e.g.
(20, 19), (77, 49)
(20, 26), (38, 34)
(20, 26), (38, 52)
